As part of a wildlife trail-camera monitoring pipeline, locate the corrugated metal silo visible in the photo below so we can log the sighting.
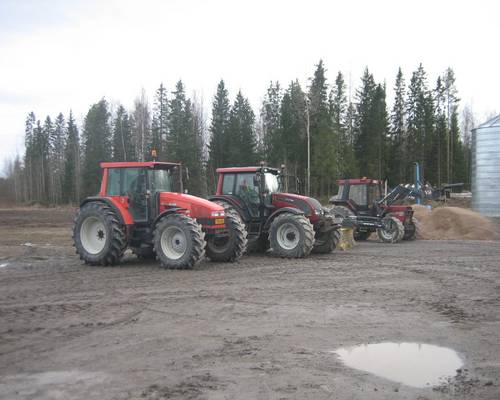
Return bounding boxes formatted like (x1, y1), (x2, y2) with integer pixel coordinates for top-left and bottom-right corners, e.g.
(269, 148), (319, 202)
(472, 114), (500, 216)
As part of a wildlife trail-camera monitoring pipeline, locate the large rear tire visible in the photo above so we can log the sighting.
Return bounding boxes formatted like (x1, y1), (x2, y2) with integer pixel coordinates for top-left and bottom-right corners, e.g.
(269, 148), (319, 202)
(312, 229), (341, 254)
(206, 209), (248, 262)
(73, 202), (126, 266)
(269, 213), (314, 258)
(377, 216), (405, 243)
(153, 214), (205, 269)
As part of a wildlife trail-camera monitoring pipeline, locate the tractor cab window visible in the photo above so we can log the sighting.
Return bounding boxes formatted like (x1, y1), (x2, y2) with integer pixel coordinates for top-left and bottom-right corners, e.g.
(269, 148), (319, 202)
(148, 169), (172, 193)
(368, 184), (381, 205)
(264, 172), (280, 194)
(123, 168), (146, 197)
(349, 184), (367, 206)
(235, 173), (260, 204)
(222, 173), (236, 194)
(107, 168), (121, 196)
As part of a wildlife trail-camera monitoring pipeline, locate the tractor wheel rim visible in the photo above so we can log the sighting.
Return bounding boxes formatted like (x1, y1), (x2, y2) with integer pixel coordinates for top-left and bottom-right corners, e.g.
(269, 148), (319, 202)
(161, 226), (187, 260)
(276, 222), (300, 250)
(381, 220), (396, 240)
(80, 216), (106, 254)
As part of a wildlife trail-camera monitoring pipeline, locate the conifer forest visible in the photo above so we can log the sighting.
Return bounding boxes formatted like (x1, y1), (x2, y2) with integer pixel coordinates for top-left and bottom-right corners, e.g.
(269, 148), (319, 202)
(1, 61), (472, 203)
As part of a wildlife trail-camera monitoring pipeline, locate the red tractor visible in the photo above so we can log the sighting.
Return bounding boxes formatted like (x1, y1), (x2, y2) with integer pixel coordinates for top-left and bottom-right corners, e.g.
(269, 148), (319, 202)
(209, 165), (341, 257)
(330, 178), (418, 243)
(73, 162), (247, 269)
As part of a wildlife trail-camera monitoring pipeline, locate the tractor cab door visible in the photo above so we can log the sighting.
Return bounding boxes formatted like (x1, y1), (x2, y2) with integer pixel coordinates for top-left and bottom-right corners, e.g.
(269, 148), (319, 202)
(234, 172), (261, 218)
(123, 168), (148, 222)
(348, 184), (369, 214)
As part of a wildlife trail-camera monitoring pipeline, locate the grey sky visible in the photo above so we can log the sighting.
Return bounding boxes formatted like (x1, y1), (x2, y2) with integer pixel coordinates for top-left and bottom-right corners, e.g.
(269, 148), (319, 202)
(0, 0), (499, 170)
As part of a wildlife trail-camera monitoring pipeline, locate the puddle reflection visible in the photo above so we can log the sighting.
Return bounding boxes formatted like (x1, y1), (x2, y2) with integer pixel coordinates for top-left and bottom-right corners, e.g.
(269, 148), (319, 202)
(333, 342), (463, 388)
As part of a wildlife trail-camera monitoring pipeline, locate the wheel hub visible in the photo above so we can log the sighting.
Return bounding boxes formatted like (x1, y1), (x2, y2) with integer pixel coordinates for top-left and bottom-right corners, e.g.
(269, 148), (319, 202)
(276, 223), (300, 250)
(161, 226), (187, 260)
(80, 216), (107, 254)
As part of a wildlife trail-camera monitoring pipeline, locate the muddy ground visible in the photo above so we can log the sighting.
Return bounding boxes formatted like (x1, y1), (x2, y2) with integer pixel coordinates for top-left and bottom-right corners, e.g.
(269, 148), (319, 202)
(0, 208), (499, 400)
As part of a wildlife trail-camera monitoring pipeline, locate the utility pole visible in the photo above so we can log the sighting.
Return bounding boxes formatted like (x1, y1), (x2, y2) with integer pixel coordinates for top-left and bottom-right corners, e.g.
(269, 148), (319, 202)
(305, 95), (311, 197)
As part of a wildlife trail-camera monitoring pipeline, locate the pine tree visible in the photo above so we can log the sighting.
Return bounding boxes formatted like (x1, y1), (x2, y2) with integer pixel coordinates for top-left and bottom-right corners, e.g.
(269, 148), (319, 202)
(23, 112), (36, 201)
(280, 80), (307, 187)
(208, 80), (231, 184)
(330, 71), (356, 179)
(151, 84), (168, 160)
(112, 105), (134, 161)
(63, 111), (81, 203)
(82, 99), (112, 197)
(226, 91), (256, 166)
(261, 81), (282, 165)
(389, 68), (407, 185)
(49, 113), (66, 203)
(354, 68), (377, 177)
(308, 60), (336, 197)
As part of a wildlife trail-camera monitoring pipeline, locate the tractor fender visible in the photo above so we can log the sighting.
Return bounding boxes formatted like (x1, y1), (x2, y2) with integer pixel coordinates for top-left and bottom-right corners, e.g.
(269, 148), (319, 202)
(80, 197), (127, 226)
(263, 207), (304, 231)
(153, 207), (187, 227)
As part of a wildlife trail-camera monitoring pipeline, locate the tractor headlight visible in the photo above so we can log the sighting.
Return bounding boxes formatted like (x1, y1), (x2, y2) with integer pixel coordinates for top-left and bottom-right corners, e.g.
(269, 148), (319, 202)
(211, 210), (225, 217)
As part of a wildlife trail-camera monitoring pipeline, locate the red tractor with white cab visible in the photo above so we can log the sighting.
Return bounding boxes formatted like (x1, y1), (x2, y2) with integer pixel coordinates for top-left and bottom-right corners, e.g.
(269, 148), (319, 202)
(73, 161), (247, 269)
(209, 165), (341, 258)
(330, 178), (419, 243)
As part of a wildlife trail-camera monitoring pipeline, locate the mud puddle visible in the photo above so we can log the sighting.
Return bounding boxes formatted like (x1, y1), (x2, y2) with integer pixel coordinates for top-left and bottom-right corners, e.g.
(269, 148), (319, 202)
(333, 342), (463, 388)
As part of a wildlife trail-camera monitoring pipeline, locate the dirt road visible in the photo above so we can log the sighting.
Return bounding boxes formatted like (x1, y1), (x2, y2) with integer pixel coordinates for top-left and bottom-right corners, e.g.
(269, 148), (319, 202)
(0, 208), (499, 399)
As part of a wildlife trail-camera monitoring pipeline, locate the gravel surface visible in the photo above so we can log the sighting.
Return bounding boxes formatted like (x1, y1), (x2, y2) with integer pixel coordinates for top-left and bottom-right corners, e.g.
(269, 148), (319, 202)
(0, 208), (499, 399)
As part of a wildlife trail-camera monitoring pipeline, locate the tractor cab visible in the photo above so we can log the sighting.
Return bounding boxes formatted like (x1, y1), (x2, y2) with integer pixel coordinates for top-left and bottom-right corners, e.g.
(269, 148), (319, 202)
(101, 162), (182, 223)
(331, 178), (382, 215)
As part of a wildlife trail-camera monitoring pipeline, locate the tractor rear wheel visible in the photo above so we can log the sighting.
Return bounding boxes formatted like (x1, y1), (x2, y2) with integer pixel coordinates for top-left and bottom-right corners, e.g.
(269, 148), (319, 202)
(269, 213), (314, 258)
(206, 209), (248, 262)
(312, 229), (341, 254)
(73, 202), (126, 266)
(153, 213), (205, 269)
(403, 217), (420, 241)
(377, 216), (405, 243)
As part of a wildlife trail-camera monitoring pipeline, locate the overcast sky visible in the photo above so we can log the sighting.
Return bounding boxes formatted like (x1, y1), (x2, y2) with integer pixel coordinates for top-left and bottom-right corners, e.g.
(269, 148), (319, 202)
(0, 0), (499, 171)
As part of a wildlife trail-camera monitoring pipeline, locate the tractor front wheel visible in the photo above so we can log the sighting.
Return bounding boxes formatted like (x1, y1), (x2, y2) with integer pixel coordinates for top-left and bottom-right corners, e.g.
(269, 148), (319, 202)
(153, 214), (205, 269)
(269, 213), (314, 258)
(73, 202), (126, 266)
(377, 216), (405, 243)
(206, 209), (248, 262)
(403, 217), (421, 241)
(312, 229), (341, 254)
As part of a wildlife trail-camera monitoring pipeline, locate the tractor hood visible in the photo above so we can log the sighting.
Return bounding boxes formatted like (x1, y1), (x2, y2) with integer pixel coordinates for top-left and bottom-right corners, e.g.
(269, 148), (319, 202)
(159, 192), (223, 219)
(272, 192), (324, 217)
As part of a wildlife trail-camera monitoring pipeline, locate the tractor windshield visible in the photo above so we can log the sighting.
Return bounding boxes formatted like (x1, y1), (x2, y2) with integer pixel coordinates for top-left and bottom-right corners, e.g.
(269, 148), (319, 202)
(264, 172), (281, 193)
(149, 169), (173, 193)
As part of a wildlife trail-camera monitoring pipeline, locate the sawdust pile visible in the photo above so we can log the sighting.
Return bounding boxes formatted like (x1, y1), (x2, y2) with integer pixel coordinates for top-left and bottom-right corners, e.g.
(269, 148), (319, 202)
(412, 205), (496, 240)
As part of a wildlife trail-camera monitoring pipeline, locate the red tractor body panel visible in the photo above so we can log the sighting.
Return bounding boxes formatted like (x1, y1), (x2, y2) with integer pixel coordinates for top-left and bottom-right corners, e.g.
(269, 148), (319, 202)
(271, 192), (321, 223)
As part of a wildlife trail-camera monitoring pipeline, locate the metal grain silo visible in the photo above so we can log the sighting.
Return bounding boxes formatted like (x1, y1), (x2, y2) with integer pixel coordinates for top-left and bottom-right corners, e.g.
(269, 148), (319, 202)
(472, 114), (500, 216)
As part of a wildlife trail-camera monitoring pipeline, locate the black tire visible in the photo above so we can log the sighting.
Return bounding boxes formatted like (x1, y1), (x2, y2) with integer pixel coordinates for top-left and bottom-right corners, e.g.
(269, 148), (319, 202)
(73, 202), (126, 266)
(132, 245), (156, 259)
(377, 216), (405, 243)
(153, 213), (205, 269)
(206, 209), (248, 262)
(312, 229), (341, 254)
(354, 230), (372, 241)
(268, 213), (314, 258)
(403, 217), (420, 241)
